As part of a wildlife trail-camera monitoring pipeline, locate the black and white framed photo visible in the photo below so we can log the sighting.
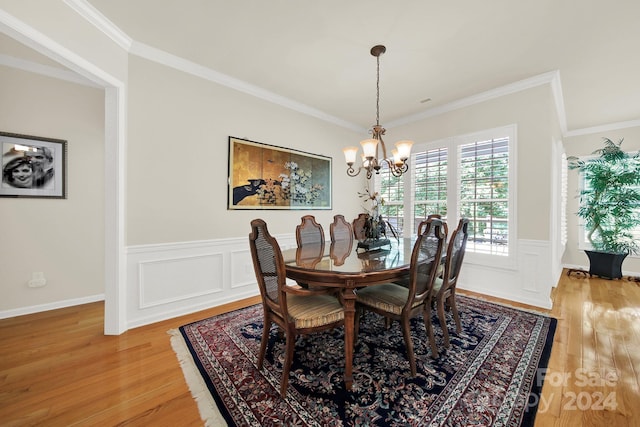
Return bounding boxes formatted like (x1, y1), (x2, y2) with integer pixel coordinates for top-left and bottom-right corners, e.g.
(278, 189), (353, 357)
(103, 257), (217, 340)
(0, 132), (67, 198)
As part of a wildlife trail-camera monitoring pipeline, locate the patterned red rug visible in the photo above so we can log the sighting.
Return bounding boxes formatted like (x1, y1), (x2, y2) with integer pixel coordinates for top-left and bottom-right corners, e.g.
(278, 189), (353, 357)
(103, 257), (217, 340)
(170, 296), (556, 426)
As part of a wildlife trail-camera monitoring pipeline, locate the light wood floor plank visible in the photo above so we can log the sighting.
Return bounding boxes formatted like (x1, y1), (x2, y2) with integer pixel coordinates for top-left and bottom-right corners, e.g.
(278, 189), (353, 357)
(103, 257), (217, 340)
(1, 274), (639, 426)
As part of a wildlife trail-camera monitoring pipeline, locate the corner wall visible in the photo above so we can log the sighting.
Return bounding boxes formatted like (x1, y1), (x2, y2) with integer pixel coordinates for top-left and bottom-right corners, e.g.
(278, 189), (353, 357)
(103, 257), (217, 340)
(392, 84), (560, 308)
(0, 66), (105, 314)
(563, 126), (640, 276)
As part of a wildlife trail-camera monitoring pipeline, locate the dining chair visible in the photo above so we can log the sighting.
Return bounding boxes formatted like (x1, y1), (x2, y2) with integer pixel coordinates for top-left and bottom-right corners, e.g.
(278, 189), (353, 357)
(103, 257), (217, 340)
(354, 218), (447, 376)
(352, 213), (369, 241)
(330, 214), (353, 243)
(249, 219), (345, 397)
(418, 214), (448, 236)
(296, 215), (325, 247)
(295, 243), (325, 269)
(329, 215), (354, 266)
(394, 214), (447, 291)
(432, 218), (469, 348)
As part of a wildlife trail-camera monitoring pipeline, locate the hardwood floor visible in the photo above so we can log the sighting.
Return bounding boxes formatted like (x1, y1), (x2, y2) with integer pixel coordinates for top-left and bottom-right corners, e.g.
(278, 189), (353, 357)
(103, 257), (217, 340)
(1, 271), (639, 426)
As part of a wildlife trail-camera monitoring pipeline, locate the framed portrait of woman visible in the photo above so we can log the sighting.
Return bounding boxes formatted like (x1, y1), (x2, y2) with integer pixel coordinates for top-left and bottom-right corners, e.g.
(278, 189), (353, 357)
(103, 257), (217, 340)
(0, 132), (67, 198)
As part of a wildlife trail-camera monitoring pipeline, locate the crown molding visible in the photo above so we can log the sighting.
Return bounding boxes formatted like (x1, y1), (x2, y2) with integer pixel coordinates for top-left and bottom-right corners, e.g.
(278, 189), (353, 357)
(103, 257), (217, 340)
(0, 53), (100, 87)
(17, 3), (640, 138)
(387, 70), (565, 129)
(129, 41), (364, 133)
(0, 8), (123, 89)
(64, 0), (132, 51)
(564, 119), (640, 138)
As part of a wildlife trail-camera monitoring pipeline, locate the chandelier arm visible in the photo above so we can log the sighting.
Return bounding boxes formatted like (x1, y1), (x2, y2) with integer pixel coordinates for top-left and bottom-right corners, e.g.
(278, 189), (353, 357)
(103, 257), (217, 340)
(346, 166), (362, 177)
(373, 126), (389, 160)
(382, 159), (402, 177)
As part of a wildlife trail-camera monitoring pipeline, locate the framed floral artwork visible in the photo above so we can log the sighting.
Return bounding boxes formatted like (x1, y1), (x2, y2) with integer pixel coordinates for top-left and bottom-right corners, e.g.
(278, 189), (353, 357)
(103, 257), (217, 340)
(1, 131), (67, 198)
(228, 136), (331, 210)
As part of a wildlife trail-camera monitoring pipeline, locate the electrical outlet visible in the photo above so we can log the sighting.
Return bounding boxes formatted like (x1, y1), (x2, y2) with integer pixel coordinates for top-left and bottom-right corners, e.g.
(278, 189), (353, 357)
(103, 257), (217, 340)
(28, 272), (47, 288)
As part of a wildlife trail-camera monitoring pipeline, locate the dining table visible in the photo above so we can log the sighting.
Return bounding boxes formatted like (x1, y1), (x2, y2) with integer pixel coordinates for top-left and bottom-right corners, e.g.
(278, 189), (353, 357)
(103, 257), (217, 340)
(282, 237), (415, 391)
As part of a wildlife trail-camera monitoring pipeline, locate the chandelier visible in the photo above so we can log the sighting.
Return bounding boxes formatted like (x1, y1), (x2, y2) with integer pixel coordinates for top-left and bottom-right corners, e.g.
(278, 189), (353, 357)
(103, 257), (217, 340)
(343, 45), (414, 179)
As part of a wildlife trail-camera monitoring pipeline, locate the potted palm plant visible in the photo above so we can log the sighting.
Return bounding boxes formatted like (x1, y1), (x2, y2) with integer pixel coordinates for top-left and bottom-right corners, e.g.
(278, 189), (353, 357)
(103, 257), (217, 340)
(568, 137), (640, 279)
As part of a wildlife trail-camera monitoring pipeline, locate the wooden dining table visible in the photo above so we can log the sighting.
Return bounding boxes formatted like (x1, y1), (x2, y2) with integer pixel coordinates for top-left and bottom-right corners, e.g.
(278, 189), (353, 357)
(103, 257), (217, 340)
(282, 237), (415, 391)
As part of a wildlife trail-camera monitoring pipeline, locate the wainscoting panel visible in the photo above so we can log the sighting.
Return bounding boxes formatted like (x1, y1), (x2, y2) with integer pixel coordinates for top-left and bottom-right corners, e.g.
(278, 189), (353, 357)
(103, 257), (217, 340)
(126, 234), (297, 329)
(521, 251), (540, 293)
(138, 253), (224, 308)
(229, 248), (256, 289)
(458, 239), (557, 309)
(125, 236), (557, 329)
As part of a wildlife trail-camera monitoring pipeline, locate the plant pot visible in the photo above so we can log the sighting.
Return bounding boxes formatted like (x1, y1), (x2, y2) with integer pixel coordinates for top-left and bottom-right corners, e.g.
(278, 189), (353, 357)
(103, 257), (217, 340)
(585, 250), (628, 279)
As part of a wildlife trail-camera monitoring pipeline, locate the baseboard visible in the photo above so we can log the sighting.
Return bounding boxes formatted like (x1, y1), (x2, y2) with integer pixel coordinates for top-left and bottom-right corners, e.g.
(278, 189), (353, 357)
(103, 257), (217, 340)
(0, 293), (105, 319)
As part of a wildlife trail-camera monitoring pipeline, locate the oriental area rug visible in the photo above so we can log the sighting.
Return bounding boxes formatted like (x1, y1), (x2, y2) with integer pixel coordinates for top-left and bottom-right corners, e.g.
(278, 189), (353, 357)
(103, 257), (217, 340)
(169, 296), (556, 427)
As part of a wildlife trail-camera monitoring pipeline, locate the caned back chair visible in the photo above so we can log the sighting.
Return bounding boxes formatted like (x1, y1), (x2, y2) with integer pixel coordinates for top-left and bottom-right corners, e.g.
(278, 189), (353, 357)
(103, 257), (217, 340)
(329, 215), (354, 266)
(330, 214), (353, 244)
(355, 218), (447, 376)
(432, 218), (469, 348)
(295, 243), (325, 269)
(296, 215), (325, 247)
(352, 213), (369, 241)
(249, 219), (344, 397)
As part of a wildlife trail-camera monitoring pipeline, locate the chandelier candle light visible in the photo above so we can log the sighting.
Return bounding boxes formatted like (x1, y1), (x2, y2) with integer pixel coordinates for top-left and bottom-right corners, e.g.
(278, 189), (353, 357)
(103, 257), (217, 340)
(344, 45), (414, 179)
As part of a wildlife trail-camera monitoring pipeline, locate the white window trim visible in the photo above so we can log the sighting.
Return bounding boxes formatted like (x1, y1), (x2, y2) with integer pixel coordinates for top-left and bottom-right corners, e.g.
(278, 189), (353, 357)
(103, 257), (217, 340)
(575, 155), (592, 252)
(574, 154), (640, 258)
(392, 124), (518, 270)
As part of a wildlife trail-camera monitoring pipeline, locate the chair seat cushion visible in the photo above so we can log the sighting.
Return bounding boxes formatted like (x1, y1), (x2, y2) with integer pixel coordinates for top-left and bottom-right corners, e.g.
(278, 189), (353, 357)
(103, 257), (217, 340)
(356, 283), (423, 315)
(287, 294), (344, 328)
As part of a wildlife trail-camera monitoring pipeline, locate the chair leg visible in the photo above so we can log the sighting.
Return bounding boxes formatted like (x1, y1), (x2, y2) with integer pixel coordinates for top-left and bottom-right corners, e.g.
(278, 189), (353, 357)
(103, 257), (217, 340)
(449, 294), (462, 334)
(423, 305), (439, 358)
(280, 328), (296, 398)
(437, 297), (451, 348)
(258, 317), (271, 370)
(400, 316), (417, 377)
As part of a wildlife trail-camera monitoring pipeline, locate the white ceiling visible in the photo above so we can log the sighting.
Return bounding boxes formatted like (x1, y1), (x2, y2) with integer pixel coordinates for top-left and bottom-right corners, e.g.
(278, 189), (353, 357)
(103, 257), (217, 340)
(3, 1), (640, 135)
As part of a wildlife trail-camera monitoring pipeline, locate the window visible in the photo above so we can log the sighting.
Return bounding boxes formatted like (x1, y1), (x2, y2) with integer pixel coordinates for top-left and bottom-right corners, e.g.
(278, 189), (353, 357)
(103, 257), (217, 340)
(577, 162), (640, 253)
(561, 152), (568, 246)
(375, 125), (516, 265)
(376, 163), (404, 236)
(458, 137), (510, 255)
(412, 148), (448, 231)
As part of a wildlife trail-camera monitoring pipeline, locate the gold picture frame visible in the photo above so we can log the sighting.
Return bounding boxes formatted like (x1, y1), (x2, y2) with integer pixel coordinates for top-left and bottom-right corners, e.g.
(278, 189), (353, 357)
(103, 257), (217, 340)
(228, 136), (331, 210)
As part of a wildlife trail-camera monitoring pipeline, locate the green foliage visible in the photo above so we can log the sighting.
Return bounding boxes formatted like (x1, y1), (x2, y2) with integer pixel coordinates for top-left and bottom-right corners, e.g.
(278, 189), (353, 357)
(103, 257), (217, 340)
(568, 138), (640, 254)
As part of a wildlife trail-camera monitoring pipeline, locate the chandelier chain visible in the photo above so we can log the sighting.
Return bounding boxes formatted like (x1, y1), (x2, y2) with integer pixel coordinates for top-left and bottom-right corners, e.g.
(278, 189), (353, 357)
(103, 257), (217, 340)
(376, 54), (380, 126)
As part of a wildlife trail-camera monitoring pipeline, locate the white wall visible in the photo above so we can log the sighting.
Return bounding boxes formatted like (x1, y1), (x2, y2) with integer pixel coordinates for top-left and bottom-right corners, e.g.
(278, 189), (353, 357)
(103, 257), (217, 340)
(563, 126), (640, 275)
(0, 15), (365, 325)
(126, 56), (363, 245)
(393, 84), (560, 308)
(0, 2), (572, 327)
(0, 66), (105, 314)
(122, 56), (364, 327)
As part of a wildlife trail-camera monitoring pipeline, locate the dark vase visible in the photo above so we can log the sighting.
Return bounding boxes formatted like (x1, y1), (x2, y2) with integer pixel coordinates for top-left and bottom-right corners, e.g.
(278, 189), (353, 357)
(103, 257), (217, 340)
(585, 250), (628, 279)
(364, 216), (386, 239)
